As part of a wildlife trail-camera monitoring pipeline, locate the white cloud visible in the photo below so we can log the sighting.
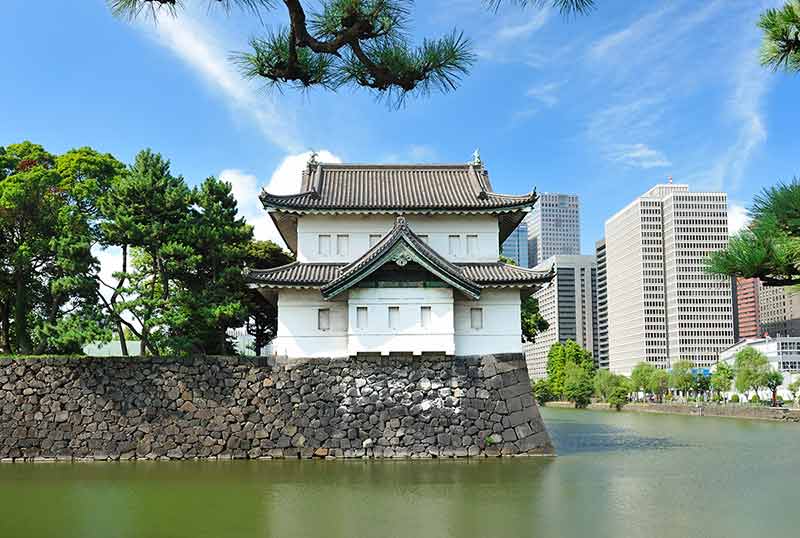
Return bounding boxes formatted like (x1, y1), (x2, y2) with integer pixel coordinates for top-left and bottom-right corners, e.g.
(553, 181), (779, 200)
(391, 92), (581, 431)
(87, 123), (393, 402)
(728, 202), (750, 235)
(526, 81), (562, 107)
(138, 12), (301, 152)
(607, 143), (671, 169)
(495, 9), (550, 41)
(221, 150), (342, 247)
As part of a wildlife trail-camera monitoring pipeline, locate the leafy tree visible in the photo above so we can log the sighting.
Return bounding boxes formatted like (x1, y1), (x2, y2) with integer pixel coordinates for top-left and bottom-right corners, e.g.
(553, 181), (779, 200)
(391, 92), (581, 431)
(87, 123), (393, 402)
(669, 360), (695, 397)
(244, 240), (294, 355)
(0, 142), (118, 354)
(546, 340), (595, 398)
(692, 372), (711, 400)
(521, 296), (548, 343)
(647, 369), (669, 403)
(607, 384), (628, 412)
(630, 362), (657, 399)
(711, 362), (735, 399)
(759, 1), (800, 72)
(734, 346), (770, 400)
(108, 0), (594, 104)
(708, 180), (800, 286)
(764, 370), (784, 407)
(593, 369), (620, 402)
(562, 361), (593, 408)
(532, 378), (554, 405)
(788, 378), (800, 405)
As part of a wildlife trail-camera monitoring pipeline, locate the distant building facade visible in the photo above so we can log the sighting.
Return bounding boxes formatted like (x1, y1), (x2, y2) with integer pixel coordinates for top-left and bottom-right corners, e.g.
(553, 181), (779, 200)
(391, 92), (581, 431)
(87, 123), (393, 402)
(605, 183), (734, 375)
(734, 277), (761, 340)
(525, 193), (580, 267)
(717, 336), (800, 400)
(524, 255), (598, 380)
(759, 283), (800, 337)
(500, 220), (529, 267)
(594, 239), (609, 369)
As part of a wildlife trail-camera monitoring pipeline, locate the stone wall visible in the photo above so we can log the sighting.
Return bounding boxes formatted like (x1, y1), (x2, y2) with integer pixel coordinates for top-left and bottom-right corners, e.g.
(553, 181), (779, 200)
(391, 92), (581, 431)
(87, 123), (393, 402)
(0, 354), (553, 461)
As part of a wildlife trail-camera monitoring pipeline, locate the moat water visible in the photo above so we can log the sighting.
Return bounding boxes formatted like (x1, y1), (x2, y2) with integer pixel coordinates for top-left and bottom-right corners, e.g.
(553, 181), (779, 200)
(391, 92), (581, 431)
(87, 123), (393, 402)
(1, 407), (798, 537)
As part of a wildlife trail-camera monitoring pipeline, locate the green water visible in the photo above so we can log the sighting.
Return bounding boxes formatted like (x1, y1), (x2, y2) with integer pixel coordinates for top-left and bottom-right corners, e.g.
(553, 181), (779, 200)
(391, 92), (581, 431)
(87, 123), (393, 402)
(1, 408), (798, 538)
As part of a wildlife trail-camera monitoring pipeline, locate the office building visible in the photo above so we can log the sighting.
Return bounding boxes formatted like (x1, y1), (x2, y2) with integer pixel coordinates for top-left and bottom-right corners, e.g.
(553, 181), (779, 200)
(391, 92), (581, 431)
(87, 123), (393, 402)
(500, 220), (529, 267)
(526, 193), (580, 267)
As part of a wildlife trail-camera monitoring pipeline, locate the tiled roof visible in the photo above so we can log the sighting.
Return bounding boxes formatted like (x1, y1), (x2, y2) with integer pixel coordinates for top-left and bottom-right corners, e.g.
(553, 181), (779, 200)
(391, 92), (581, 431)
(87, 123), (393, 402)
(260, 163), (536, 212)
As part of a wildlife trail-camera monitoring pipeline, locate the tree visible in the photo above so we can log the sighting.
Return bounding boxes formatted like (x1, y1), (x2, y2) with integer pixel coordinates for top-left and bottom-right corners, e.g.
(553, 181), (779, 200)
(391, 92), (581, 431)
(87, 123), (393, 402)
(710, 362), (735, 399)
(647, 369), (669, 403)
(734, 346), (770, 401)
(669, 360), (695, 398)
(244, 240), (294, 355)
(108, 0), (594, 104)
(692, 372), (711, 400)
(546, 340), (595, 398)
(593, 369), (621, 402)
(759, 1), (800, 73)
(788, 378), (800, 406)
(708, 180), (800, 287)
(764, 370), (784, 407)
(532, 378), (554, 405)
(607, 384), (629, 412)
(562, 361), (593, 408)
(520, 296), (548, 343)
(630, 362), (657, 400)
(0, 142), (118, 354)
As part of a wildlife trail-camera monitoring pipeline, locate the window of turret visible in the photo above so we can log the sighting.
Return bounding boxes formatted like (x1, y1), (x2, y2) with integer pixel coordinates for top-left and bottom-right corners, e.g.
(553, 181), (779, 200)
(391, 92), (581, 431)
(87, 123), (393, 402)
(466, 234), (478, 256)
(420, 306), (432, 329)
(318, 309), (330, 331)
(356, 307), (368, 329)
(336, 234), (349, 256)
(318, 234), (331, 256)
(388, 306), (400, 330)
(369, 234), (382, 247)
(448, 235), (461, 256)
(470, 308), (483, 330)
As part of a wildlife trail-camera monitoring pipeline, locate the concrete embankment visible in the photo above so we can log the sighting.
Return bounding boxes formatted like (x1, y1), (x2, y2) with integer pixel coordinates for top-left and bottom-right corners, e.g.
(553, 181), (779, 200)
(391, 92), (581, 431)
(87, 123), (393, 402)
(545, 401), (800, 422)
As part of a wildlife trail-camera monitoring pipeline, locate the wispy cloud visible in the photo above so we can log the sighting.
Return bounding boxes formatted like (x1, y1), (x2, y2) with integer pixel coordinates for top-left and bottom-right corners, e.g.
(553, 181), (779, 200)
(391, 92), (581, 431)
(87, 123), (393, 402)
(137, 12), (301, 153)
(607, 143), (671, 169)
(495, 8), (550, 41)
(526, 81), (562, 107)
(476, 7), (552, 62)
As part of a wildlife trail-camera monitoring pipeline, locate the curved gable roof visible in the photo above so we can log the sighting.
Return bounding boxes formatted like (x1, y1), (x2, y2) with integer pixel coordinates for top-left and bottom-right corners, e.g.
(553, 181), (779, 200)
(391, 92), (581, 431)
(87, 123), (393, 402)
(320, 216), (481, 300)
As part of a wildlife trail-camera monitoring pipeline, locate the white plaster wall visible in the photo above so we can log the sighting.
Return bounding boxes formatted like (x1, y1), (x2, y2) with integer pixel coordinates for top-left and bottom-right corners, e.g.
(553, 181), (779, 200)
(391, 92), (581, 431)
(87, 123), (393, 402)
(296, 214), (499, 263)
(272, 289), (348, 358)
(455, 289), (522, 355)
(347, 287), (455, 355)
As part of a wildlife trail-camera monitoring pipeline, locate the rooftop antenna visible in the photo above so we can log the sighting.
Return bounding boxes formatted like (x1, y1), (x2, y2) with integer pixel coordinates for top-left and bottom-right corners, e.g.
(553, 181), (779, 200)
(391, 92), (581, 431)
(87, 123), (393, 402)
(307, 150), (319, 170)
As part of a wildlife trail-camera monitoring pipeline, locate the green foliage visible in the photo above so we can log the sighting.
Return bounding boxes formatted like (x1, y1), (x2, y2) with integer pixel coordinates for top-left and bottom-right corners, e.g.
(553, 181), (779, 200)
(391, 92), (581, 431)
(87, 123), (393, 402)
(708, 179), (800, 286)
(758, 1), (800, 72)
(789, 378), (800, 404)
(750, 394), (761, 404)
(0, 141), (122, 355)
(546, 340), (595, 398)
(520, 296), (548, 343)
(648, 369), (669, 402)
(109, 0), (593, 104)
(730, 394), (740, 403)
(711, 362), (735, 397)
(734, 346), (770, 398)
(562, 361), (593, 408)
(607, 385), (628, 411)
(630, 362), (657, 396)
(669, 360), (695, 394)
(764, 370), (785, 407)
(532, 378), (554, 404)
(244, 240), (294, 355)
(593, 369), (623, 402)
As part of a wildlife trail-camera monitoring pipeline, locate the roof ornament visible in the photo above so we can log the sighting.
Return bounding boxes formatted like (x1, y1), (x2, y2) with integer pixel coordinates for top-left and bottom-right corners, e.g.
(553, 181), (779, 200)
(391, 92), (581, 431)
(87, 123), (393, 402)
(307, 150), (319, 170)
(667, 175), (673, 184)
(396, 215), (407, 227)
(471, 148), (482, 167)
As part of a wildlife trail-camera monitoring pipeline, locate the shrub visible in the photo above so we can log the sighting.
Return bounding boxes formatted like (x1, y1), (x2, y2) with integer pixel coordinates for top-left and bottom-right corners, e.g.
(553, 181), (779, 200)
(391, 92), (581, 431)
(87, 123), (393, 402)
(750, 395), (761, 404)
(730, 394), (740, 403)
(607, 386), (628, 412)
(713, 394), (723, 403)
(532, 379), (554, 404)
(664, 392), (673, 402)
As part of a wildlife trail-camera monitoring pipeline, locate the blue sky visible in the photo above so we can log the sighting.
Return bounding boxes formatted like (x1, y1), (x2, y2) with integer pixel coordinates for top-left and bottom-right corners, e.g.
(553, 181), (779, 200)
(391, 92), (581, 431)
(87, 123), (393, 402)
(2, 0), (798, 256)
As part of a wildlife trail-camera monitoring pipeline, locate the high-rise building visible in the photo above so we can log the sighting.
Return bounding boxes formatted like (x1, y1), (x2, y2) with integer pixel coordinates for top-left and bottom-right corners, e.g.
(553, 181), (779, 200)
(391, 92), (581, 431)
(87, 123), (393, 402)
(526, 193), (580, 267)
(524, 255), (598, 379)
(734, 277), (761, 340)
(595, 239), (609, 369)
(500, 220), (529, 267)
(759, 283), (800, 337)
(605, 183), (734, 374)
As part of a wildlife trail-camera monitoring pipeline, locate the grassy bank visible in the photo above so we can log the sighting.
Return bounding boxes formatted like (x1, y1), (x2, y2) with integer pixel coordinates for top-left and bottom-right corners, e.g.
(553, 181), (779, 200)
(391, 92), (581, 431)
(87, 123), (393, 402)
(545, 401), (800, 423)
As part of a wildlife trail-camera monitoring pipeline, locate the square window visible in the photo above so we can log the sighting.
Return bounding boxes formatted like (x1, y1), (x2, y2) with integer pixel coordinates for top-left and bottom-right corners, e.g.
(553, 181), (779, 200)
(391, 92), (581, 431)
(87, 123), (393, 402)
(369, 234), (382, 247)
(318, 308), (330, 331)
(356, 306), (368, 329)
(388, 306), (400, 330)
(336, 234), (349, 256)
(420, 306), (431, 329)
(318, 234), (331, 256)
(470, 308), (483, 330)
